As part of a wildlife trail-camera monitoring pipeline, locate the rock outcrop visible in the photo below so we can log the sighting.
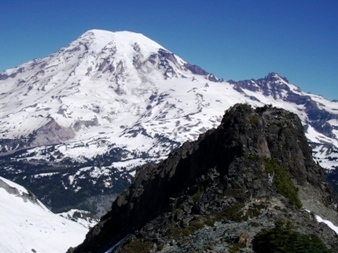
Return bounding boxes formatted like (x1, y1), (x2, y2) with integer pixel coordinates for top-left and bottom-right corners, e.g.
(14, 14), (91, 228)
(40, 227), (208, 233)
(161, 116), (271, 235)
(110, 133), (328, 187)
(69, 104), (338, 253)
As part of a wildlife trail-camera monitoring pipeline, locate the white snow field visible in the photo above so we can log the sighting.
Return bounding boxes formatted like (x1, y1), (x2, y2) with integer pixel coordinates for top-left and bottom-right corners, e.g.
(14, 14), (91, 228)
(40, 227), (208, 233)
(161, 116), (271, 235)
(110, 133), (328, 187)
(0, 176), (88, 253)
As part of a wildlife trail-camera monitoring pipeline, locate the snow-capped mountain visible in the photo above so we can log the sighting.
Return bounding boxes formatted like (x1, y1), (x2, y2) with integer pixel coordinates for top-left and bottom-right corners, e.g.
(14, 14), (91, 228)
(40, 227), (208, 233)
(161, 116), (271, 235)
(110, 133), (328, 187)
(0, 29), (337, 215)
(0, 176), (89, 253)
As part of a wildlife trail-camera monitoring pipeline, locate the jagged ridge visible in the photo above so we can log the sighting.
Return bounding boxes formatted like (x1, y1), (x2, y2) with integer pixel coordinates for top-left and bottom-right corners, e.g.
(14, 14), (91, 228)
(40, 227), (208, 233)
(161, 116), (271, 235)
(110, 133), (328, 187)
(70, 104), (338, 253)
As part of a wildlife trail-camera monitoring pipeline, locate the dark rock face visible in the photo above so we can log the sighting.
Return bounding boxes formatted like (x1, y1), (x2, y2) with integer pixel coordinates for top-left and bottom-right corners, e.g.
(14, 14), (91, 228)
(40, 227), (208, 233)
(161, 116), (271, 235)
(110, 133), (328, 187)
(31, 119), (75, 146)
(184, 63), (209, 76)
(69, 104), (338, 253)
(0, 73), (9, 80)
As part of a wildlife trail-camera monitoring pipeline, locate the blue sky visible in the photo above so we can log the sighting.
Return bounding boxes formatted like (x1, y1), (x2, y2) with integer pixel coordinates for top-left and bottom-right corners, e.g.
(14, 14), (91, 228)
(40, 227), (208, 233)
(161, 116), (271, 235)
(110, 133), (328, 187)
(0, 0), (337, 100)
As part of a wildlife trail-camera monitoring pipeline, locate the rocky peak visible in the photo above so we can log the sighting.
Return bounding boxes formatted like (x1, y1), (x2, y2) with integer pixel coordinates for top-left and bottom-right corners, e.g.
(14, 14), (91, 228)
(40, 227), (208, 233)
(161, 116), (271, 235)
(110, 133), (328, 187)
(231, 72), (292, 99)
(69, 104), (338, 253)
(265, 72), (289, 83)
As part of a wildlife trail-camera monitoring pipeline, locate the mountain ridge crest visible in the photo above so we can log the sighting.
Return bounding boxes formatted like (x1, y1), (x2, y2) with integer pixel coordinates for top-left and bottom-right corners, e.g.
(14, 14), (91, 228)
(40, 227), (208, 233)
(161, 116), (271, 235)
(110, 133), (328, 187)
(69, 104), (338, 253)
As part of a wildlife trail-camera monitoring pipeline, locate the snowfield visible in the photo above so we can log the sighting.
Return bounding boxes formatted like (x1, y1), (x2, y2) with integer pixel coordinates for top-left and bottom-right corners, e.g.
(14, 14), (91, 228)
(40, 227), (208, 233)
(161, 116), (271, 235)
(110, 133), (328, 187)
(0, 176), (88, 253)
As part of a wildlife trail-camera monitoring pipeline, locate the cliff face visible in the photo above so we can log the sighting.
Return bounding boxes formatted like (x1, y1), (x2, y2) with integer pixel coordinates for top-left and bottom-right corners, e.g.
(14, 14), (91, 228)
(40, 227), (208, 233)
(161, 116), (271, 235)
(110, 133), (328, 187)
(69, 104), (338, 253)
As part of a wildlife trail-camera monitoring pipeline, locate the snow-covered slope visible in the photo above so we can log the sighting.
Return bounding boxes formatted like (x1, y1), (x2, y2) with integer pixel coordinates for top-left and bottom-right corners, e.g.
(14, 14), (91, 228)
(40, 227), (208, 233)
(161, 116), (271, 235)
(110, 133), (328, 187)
(0, 176), (88, 253)
(0, 29), (337, 215)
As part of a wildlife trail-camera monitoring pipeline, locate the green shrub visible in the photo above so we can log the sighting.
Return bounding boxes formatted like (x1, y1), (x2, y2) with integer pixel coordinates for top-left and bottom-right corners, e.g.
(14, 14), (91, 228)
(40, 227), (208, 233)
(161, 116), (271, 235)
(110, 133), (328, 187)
(242, 205), (263, 220)
(122, 238), (152, 253)
(253, 219), (333, 253)
(264, 158), (302, 209)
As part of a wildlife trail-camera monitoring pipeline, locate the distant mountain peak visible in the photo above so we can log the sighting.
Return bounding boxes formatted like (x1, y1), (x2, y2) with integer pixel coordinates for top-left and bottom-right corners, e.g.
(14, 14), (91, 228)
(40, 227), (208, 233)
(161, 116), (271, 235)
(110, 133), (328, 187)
(265, 72), (289, 83)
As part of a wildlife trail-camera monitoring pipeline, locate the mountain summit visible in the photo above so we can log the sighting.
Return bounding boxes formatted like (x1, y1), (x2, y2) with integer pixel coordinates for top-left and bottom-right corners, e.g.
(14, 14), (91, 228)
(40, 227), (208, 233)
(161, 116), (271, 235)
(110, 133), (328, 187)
(69, 104), (338, 253)
(0, 30), (337, 216)
(0, 29), (210, 142)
